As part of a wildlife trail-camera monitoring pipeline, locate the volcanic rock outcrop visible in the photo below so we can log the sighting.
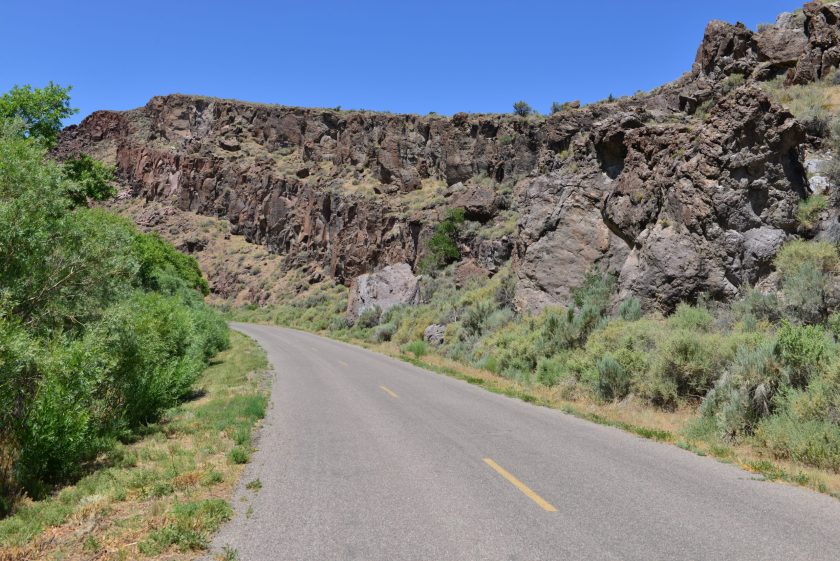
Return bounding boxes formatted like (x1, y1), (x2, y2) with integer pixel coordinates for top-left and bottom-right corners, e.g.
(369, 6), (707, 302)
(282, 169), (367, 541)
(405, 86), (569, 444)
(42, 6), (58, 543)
(56, 2), (840, 311)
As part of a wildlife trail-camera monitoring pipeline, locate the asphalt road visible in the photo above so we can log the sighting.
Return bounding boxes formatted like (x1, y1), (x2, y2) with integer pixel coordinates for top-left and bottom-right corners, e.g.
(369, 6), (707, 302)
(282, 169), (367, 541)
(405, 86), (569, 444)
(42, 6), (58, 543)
(209, 323), (840, 561)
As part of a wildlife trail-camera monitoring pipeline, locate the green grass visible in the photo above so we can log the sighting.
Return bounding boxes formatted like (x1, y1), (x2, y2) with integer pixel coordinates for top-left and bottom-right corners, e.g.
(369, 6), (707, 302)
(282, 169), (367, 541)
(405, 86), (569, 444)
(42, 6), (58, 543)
(400, 340), (429, 358)
(0, 330), (269, 558)
(138, 499), (233, 554)
(218, 545), (241, 561)
(228, 446), (251, 465)
(796, 194), (829, 229)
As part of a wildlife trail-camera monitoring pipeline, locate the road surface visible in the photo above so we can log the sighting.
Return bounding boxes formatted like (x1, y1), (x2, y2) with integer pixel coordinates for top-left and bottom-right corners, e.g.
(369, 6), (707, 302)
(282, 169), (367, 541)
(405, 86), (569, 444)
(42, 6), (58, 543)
(209, 323), (840, 561)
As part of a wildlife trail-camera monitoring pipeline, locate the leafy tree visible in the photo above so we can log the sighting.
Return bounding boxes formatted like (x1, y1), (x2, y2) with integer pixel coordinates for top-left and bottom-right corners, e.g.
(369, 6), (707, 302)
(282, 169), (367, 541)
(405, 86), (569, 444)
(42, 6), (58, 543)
(0, 121), (135, 330)
(133, 232), (210, 296)
(550, 101), (564, 114)
(421, 208), (465, 271)
(0, 82), (76, 147)
(0, 84), (224, 508)
(512, 101), (533, 117)
(62, 154), (116, 205)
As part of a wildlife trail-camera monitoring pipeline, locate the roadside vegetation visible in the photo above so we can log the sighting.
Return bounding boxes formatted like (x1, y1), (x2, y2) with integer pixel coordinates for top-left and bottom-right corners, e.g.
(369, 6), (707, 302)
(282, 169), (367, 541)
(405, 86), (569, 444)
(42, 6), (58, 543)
(0, 81), (242, 561)
(0, 331), (268, 560)
(230, 234), (840, 497)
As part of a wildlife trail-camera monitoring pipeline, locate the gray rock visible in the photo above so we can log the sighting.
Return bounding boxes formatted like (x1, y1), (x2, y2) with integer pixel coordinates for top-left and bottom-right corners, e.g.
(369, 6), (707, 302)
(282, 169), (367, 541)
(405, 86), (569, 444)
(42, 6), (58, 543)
(477, 236), (513, 273)
(742, 227), (787, 283)
(347, 264), (420, 322)
(423, 324), (446, 346)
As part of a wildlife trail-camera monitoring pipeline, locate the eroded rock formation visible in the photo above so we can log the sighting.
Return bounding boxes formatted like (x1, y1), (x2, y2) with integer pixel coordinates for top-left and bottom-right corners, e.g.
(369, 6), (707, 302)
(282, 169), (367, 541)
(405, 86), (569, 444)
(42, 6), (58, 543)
(56, 2), (840, 312)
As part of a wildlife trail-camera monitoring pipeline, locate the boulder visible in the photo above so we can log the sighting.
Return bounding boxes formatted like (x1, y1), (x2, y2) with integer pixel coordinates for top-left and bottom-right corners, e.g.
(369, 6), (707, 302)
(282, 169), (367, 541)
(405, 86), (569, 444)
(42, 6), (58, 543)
(451, 185), (498, 222)
(219, 137), (240, 151)
(423, 324), (446, 346)
(346, 264), (420, 322)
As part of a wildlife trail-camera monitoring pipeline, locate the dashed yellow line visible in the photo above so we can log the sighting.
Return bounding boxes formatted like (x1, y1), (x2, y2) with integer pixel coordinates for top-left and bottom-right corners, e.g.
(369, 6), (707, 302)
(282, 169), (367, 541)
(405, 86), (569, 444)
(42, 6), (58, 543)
(379, 385), (399, 399)
(338, 360), (350, 367)
(483, 458), (557, 512)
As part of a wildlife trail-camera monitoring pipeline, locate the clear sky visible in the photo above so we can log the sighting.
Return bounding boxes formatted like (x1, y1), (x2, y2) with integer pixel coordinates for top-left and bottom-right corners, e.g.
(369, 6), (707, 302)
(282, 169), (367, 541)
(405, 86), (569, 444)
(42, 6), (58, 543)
(1, 1), (802, 125)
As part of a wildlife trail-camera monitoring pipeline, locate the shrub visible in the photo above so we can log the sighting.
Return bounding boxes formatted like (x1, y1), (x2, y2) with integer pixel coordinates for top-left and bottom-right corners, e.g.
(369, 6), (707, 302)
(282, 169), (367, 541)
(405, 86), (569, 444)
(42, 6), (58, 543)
(421, 208), (465, 272)
(781, 262), (831, 324)
(540, 308), (579, 354)
(401, 340), (428, 358)
(640, 331), (724, 407)
(536, 356), (569, 387)
(512, 101), (533, 117)
(536, 273), (616, 355)
(618, 298), (642, 321)
(494, 271), (517, 309)
(477, 320), (541, 374)
(701, 342), (785, 439)
(795, 194), (828, 229)
(774, 240), (838, 279)
(370, 322), (396, 343)
(775, 321), (833, 388)
(667, 303), (714, 332)
(732, 288), (780, 324)
(356, 306), (381, 329)
(484, 308), (514, 333)
(462, 300), (494, 337)
(827, 311), (840, 341)
(597, 354), (630, 401)
(756, 415), (840, 471)
(720, 72), (745, 94)
(571, 272), (615, 314)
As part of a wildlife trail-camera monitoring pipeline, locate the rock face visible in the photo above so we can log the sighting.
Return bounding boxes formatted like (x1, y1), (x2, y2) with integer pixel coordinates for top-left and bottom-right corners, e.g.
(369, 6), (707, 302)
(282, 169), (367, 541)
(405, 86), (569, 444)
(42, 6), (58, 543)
(690, 2), (840, 85)
(56, 2), (840, 312)
(346, 264), (420, 322)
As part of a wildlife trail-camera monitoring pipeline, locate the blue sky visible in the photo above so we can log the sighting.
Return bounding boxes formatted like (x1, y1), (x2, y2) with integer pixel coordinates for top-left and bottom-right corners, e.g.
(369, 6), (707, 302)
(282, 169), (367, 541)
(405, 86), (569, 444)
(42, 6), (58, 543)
(2, 1), (801, 125)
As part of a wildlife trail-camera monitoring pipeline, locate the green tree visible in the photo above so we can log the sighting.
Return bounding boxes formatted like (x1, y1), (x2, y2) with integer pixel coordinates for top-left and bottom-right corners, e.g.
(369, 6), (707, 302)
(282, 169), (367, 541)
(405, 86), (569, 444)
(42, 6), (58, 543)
(0, 83), (76, 147)
(62, 154), (116, 205)
(512, 101), (533, 117)
(421, 208), (465, 271)
(0, 84), (225, 507)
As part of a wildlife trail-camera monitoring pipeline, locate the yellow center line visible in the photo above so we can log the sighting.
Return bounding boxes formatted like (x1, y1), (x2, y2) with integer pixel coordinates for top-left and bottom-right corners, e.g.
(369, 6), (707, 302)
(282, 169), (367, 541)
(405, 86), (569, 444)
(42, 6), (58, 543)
(483, 458), (557, 512)
(379, 385), (399, 399)
(338, 360), (350, 367)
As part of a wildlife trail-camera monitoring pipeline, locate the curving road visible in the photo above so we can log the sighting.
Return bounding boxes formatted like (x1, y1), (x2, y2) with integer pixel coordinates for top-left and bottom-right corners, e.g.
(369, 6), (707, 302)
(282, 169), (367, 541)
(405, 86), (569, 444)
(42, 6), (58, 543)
(209, 323), (840, 561)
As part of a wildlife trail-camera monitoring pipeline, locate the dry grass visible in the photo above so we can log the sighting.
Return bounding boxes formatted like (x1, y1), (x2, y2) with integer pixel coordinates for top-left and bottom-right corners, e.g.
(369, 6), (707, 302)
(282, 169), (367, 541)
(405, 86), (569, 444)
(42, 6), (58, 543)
(0, 331), (269, 561)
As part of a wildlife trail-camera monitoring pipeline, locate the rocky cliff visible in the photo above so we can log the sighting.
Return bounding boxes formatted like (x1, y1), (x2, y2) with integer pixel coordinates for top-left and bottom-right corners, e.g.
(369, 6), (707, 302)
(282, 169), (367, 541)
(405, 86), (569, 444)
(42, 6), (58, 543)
(57, 2), (840, 311)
